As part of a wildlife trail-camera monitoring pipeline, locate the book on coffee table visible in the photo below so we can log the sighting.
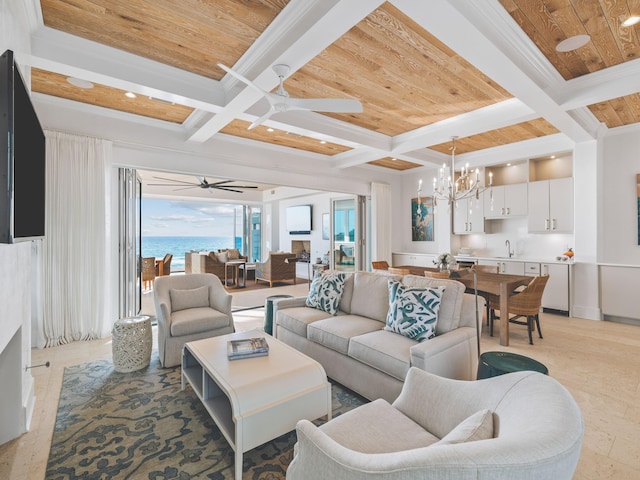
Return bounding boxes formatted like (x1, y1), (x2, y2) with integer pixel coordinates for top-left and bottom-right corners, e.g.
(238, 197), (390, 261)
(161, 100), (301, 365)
(227, 337), (269, 360)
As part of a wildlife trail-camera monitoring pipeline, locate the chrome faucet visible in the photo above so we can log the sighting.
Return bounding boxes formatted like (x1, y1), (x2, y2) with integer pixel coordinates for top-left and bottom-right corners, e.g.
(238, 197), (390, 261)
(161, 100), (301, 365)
(505, 239), (514, 258)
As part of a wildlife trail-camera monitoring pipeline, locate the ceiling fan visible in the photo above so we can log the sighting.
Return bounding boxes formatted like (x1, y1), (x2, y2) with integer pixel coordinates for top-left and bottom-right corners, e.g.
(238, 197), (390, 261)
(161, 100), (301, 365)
(218, 63), (363, 130)
(148, 176), (259, 194)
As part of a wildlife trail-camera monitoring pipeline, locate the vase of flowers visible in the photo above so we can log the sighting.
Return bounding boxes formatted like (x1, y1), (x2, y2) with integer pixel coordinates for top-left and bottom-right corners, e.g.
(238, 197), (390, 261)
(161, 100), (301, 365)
(434, 252), (455, 273)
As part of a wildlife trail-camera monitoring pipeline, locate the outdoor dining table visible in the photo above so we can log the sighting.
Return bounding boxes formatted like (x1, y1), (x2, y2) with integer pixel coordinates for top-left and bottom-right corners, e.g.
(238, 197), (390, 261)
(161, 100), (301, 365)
(393, 266), (532, 346)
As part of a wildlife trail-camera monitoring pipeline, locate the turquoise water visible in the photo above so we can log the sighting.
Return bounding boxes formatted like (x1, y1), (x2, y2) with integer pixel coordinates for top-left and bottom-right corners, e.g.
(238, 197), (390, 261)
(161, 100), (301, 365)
(142, 236), (241, 271)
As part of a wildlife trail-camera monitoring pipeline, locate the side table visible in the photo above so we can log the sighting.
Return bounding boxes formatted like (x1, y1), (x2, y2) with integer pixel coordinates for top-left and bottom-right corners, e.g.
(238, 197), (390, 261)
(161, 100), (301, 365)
(477, 351), (548, 380)
(112, 315), (152, 372)
(264, 295), (293, 335)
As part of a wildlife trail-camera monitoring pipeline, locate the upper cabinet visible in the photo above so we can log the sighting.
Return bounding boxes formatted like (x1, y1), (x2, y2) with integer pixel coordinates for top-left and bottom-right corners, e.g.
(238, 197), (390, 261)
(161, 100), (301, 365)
(484, 183), (528, 218)
(453, 197), (484, 234)
(527, 155), (573, 233)
(528, 178), (573, 233)
(483, 162), (528, 219)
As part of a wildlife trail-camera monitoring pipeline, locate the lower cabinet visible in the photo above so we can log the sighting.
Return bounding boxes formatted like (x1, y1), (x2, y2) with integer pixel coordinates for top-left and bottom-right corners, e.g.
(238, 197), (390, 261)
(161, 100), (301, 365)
(478, 259), (525, 275)
(540, 263), (569, 314)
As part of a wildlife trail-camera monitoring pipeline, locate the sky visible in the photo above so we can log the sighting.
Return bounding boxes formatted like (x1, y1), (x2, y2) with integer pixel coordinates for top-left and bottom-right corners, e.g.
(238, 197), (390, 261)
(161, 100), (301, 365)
(142, 198), (240, 237)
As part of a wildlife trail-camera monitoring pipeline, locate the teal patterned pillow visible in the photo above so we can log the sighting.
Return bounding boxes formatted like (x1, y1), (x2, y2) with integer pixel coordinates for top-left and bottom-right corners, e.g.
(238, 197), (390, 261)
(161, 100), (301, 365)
(385, 280), (444, 341)
(306, 271), (347, 315)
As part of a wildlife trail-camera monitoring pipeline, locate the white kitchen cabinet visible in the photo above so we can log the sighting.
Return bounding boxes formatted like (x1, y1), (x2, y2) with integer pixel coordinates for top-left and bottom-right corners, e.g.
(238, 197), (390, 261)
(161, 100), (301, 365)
(453, 197), (484, 234)
(540, 263), (570, 313)
(484, 183), (528, 218)
(478, 259), (525, 275)
(528, 178), (573, 233)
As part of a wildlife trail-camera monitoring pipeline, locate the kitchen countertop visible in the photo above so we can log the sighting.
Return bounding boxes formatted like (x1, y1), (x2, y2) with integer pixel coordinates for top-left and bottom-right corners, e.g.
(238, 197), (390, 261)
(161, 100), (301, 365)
(455, 255), (574, 265)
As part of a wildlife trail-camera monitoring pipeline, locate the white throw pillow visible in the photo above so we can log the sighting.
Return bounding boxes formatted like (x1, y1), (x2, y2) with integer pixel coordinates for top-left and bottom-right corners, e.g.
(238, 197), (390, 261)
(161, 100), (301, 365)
(170, 285), (210, 312)
(215, 251), (229, 263)
(385, 280), (444, 341)
(433, 409), (494, 445)
(306, 271), (347, 315)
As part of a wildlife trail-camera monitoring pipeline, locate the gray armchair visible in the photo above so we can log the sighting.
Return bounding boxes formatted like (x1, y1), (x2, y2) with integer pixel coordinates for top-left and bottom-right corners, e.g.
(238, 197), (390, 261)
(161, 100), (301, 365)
(287, 367), (584, 480)
(153, 273), (234, 367)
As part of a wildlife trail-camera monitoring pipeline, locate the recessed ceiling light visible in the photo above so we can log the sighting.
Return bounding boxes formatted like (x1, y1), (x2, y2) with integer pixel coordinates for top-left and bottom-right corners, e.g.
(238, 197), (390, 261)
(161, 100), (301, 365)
(319, 140), (326, 144)
(66, 77), (94, 89)
(266, 128), (274, 132)
(623, 16), (640, 27)
(556, 34), (591, 52)
(391, 157), (397, 161)
(125, 92), (137, 99)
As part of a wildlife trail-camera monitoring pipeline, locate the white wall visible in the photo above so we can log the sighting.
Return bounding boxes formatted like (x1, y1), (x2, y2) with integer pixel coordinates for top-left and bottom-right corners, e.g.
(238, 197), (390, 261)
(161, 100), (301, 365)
(0, 0), (36, 446)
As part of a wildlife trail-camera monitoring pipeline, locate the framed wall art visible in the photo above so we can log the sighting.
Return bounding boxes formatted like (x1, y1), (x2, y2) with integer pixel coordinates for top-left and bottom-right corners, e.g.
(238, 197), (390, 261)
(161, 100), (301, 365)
(411, 197), (434, 242)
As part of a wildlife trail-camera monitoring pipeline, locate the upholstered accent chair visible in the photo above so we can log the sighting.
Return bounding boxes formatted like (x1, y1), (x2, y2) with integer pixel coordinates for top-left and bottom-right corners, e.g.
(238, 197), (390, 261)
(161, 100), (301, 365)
(287, 367), (584, 480)
(153, 273), (234, 367)
(255, 252), (297, 287)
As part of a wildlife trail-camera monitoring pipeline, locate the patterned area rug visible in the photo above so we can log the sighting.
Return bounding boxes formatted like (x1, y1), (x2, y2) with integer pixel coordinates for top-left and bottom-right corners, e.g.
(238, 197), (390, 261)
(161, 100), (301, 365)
(46, 352), (366, 479)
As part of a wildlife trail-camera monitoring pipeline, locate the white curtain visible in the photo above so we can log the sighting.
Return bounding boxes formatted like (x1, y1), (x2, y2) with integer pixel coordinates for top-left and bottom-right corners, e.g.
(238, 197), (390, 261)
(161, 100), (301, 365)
(371, 182), (392, 265)
(41, 131), (112, 347)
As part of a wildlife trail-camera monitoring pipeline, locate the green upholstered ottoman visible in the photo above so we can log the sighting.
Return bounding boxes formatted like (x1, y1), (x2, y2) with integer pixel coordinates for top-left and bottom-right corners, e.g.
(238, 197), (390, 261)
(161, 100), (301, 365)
(477, 351), (548, 379)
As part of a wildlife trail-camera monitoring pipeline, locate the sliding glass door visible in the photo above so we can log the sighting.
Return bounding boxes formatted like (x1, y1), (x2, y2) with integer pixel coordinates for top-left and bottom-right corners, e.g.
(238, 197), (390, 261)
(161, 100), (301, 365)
(332, 196), (366, 271)
(118, 168), (142, 317)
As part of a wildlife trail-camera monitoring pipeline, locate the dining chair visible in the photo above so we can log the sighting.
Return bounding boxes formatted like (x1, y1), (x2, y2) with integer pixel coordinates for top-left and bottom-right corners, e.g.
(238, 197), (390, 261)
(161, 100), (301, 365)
(141, 257), (156, 290)
(489, 275), (550, 344)
(424, 270), (451, 279)
(371, 260), (389, 271)
(388, 267), (411, 275)
(471, 264), (500, 324)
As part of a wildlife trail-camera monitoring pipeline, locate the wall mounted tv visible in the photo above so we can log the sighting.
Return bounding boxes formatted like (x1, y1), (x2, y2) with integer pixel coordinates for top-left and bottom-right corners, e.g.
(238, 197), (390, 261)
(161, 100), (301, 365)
(0, 49), (46, 243)
(286, 204), (312, 234)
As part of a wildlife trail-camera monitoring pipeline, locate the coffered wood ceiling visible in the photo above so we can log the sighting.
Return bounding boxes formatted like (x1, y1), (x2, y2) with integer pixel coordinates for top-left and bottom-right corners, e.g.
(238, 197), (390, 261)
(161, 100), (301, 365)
(26, 0), (640, 176)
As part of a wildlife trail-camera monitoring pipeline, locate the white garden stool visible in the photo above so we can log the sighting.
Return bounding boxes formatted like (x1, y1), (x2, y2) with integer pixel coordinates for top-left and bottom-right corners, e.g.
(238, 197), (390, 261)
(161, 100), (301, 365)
(112, 315), (152, 373)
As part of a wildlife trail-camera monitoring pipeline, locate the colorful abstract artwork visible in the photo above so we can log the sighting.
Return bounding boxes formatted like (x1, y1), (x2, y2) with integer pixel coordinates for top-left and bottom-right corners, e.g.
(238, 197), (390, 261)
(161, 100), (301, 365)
(411, 197), (434, 242)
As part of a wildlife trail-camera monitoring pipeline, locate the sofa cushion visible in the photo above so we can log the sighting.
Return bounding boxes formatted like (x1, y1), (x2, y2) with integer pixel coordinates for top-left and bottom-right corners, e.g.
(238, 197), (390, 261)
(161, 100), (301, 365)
(338, 273), (354, 314)
(433, 408), (494, 445)
(307, 315), (383, 355)
(319, 398), (439, 453)
(276, 306), (333, 338)
(348, 329), (413, 381)
(401, 275), (465, 334)
(350, 272), (400, 322)
(385, 281), (444, 341)
(169, 285), (209, 312)
(215, 251), (229, 263)
(170, 307), (230, 336)
(225, 248), (240, 260)
(306, 271), (348, 315)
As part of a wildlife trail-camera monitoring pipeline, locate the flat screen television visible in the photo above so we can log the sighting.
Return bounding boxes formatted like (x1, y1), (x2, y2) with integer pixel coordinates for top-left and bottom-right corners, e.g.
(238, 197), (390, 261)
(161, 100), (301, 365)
(0, 49), (46, 243)
(286, 204), (312, 234)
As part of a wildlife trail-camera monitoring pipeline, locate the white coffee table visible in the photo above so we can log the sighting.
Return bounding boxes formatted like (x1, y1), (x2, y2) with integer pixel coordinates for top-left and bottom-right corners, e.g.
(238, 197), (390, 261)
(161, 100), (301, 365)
(181, 329), (331, 480)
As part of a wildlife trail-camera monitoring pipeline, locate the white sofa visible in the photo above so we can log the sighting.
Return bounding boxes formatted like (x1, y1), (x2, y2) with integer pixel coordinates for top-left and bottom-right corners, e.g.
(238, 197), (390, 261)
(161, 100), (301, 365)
(273, 272), (484, 402)
(287, 367), (584, 480)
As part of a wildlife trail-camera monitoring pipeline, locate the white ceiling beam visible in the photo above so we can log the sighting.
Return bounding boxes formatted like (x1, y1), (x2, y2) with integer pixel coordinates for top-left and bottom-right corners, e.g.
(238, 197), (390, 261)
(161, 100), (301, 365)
(391, 0), (594, 143)
(188, 0), (385, 143)
(29, 26), (226, 111)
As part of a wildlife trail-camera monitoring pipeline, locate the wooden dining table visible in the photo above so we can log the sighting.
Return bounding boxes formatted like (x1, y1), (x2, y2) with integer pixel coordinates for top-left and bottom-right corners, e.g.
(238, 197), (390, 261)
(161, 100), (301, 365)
(394, 266), (532, 346)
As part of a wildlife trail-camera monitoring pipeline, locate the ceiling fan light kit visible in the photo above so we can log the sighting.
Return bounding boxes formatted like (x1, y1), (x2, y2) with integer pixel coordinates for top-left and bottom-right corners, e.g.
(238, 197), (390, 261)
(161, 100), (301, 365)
(218, 62), (363, 130)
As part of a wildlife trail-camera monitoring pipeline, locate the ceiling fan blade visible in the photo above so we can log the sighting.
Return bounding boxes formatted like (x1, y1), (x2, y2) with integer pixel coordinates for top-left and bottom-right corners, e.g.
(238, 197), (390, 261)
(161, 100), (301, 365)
(248, 106), (276, 130)
(217, 63), (267, 96)
(214, 187), (245, 193)
(286, 97), (363, 113)
(151, 176), (198, 186)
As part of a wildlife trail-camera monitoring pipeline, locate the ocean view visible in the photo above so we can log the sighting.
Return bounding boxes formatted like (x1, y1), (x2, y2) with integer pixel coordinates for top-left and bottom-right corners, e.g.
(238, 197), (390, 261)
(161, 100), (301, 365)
(142, 236), (242, 271)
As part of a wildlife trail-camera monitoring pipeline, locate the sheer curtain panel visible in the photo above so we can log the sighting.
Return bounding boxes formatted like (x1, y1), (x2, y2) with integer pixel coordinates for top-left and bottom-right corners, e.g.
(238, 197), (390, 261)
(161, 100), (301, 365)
(370, 182), (392, 267)
(41, 131), (112, 347)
